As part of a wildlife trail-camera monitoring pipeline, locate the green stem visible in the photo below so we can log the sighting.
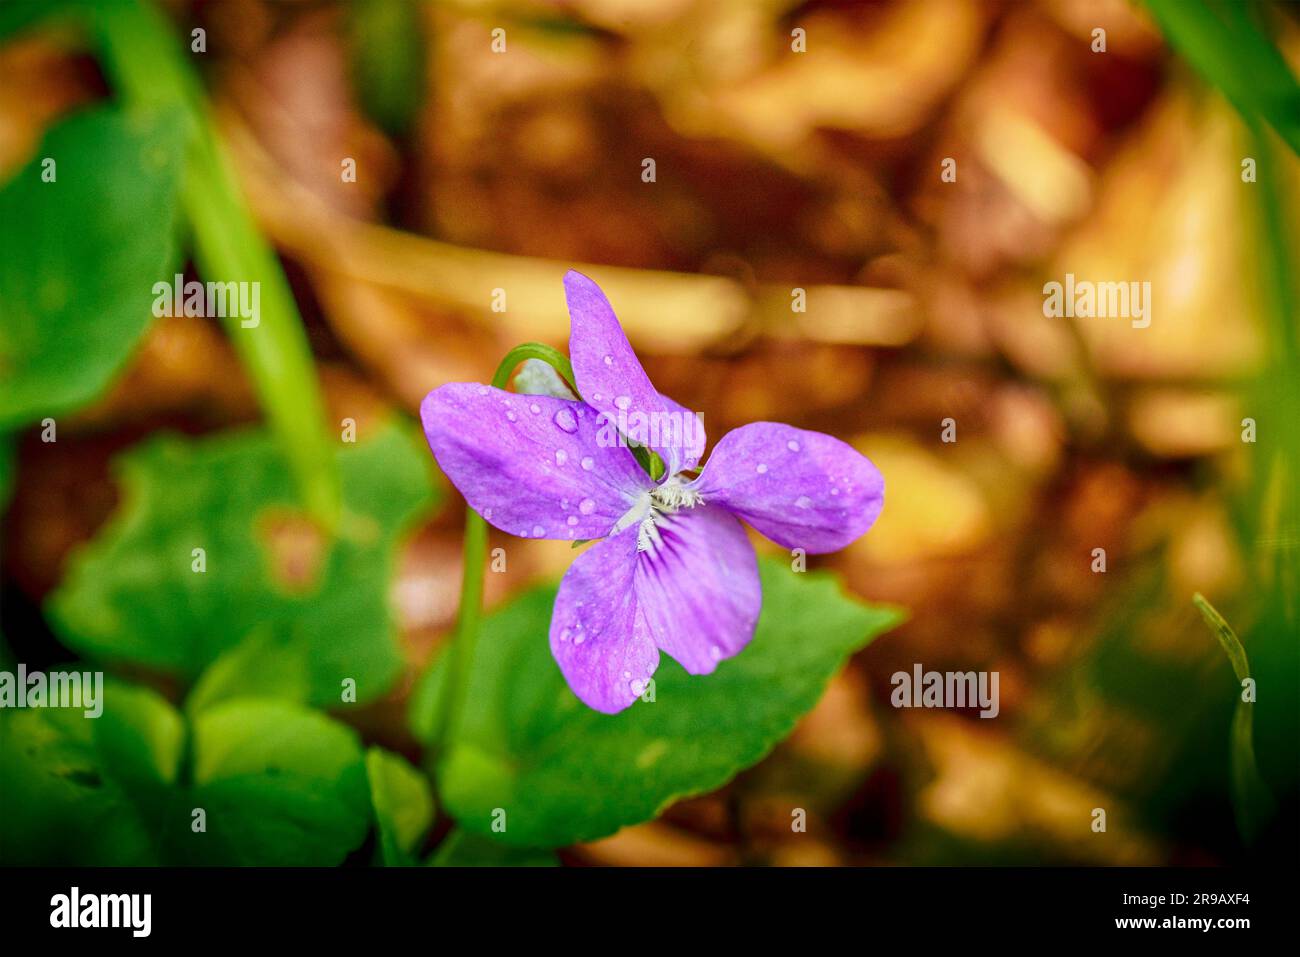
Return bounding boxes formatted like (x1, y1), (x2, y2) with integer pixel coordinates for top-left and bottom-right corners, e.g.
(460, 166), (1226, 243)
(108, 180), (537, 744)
(490, 342), (577, 395)
(92, 0), (341, 526)
(432, 343), (575, 754)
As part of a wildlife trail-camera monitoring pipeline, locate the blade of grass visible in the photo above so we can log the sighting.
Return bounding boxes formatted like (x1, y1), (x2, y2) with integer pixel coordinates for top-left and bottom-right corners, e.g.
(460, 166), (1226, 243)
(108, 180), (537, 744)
(92, 0), (340, 526)
(1145, 0), (1300, 156)
(1192, 593), (1276, 843)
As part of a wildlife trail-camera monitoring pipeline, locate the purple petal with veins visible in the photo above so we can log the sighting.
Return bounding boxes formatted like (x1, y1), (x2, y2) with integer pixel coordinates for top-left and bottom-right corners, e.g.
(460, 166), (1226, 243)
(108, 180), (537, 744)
(691, 422), (884, 554)
(564, 270), (706, 475)
(421, 383), (652, 541)
(634, 505), (761, 675)
(550, 525), (660, 713)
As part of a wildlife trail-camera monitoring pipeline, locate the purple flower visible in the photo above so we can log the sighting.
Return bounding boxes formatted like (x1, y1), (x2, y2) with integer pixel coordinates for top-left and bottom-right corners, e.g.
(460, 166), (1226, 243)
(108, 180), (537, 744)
(421, 271), (884, 713)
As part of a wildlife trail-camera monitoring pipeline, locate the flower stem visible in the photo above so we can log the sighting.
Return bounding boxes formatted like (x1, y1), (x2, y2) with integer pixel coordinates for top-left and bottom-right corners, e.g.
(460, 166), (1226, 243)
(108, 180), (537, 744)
(433, 343), (575, 754)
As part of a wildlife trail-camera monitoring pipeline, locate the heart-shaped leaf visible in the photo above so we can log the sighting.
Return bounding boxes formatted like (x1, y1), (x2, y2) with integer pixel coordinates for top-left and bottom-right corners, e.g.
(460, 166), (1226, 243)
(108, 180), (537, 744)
(431, 559), (903, 848)
(0, 106), (184, 428)
(48, 423), (435, 707)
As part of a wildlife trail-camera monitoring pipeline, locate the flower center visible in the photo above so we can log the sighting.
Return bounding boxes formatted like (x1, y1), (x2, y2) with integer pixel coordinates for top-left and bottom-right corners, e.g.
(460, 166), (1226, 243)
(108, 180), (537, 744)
(612, 478), (703, 553)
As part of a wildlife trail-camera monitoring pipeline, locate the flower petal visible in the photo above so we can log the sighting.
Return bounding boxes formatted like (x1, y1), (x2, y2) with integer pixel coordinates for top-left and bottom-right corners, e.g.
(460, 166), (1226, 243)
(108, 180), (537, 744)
(564, 270), (706, 475)
(635, 505), (761, 675)
(550, 525), (659, 713)
(421, 383), (652, 540)
(692, 422), (884, 553)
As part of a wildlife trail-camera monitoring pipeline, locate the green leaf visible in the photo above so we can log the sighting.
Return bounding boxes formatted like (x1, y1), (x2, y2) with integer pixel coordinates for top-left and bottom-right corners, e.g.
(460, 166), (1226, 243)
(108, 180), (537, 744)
(434, 558), (903, 848)
(0, 688), (372, 866)
(186, 700), (370, 865)
(429, 830), (558, 867)
(184, 625), (313, 716)
(93, 679), (185, 794)
(0, 681), (175, 865)
(0, 0), (85, 43)
(0, 105), (184, 428)
(48, 423), (435, 706)
(366, 746), (434, 866)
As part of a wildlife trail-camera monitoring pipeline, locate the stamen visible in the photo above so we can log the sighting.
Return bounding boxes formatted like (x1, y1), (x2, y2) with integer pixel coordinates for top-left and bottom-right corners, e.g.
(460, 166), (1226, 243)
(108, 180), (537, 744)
(635, 479), (703, 553)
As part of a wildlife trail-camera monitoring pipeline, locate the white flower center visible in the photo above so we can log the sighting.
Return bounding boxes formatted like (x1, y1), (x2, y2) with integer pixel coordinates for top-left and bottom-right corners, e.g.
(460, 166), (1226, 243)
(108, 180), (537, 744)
(612, 477), (703, 553)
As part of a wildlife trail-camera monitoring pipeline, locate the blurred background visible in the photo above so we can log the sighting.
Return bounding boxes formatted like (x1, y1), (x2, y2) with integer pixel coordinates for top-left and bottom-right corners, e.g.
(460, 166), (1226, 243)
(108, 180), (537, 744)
(1, 0), (1297, 866)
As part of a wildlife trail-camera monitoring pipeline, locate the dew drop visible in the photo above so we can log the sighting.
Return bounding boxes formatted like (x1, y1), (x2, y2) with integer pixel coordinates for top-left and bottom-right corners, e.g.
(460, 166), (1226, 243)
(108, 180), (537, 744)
(614, 395), (631, 411)
(831, 488), (839, 496)
(532, 524), (546, 537)
(580, 456), (595, 471)
(553, 408), (578, 433)
(506, 410), (517, 422)
(579, 498), (596, 515)
(529, 403), (541, 415)
(756, 463), (768, 474)
(787, 440), (800, 452)
(560, 628), (571, 642)
(603, 354), (614, 366)
(483, 508), (493, 520)
(477, 387), (489, 396)
(795, 495), (812, 509)
(554, 449), (568, 466)
(630, 678), (645, 696)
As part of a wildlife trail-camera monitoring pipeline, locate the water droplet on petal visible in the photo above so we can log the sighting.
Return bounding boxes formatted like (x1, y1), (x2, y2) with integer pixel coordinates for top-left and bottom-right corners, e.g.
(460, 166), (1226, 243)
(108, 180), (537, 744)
(831, 488), (839, 496)
(483, 508), (493, 520)
(614, 395), (631, 411)
(580, 456), (595, 471)
(560, 628), (570, 642)
(787, 440), (800, 452)
(593, 392), (602, 401)
(532, 524), (546, 537)
(553, 408), (578, 433)
(567, 515), (579, 526)
(506, 410), (517, 422)
(529, 403), (541, 415)
(795, 495), (812, 509)
(554, 449), (568, 466)
(579, 498), (596, 515)
(477, 387), (489, 396)
(756, 463), (768, 474)
(630, 678), (645, 696)
(603, 354), (614, 366)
